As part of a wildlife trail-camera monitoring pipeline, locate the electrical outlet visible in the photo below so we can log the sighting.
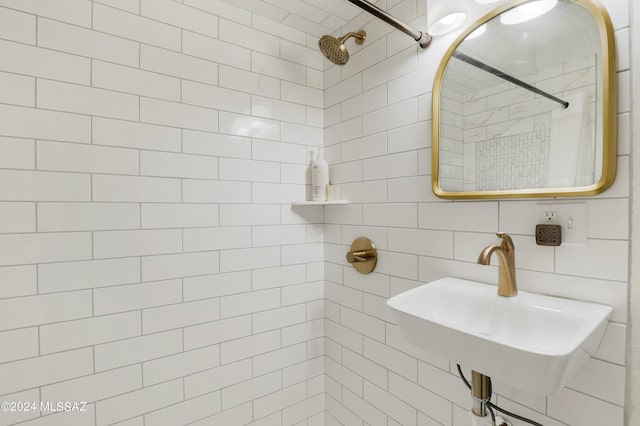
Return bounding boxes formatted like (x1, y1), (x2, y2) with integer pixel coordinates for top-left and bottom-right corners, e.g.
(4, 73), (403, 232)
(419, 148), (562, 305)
(544, 211), (558, 224)
(536, 203), (587, 245)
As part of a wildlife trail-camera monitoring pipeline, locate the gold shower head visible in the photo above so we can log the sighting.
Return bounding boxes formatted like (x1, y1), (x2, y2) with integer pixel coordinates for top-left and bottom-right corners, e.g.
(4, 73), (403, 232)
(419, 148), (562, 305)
(318, 30), (366, 66)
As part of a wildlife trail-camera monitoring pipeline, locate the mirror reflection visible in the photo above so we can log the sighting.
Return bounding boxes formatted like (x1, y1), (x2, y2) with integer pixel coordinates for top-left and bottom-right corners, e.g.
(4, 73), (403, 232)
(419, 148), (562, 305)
(433, 0), (616, 198)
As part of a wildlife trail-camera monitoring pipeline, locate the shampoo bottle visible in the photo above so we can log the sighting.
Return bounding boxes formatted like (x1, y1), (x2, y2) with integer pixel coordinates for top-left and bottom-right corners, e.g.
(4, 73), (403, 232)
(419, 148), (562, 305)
(312, 149), (329, 201)
(306, 149), (315, 201)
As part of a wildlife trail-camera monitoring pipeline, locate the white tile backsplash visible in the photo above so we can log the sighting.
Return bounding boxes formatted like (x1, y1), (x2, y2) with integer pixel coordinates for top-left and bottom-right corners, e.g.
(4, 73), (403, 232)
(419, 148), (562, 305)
(0, 137), (34, 171)
(0, 72), (35, 107)
(0, 38), (90, 85)
(219, 65), (281, 99)
(0, 328), (39, 363)
(184, 315), (252, 350)
(184, 359), (252, 399)
(40, 311), (141, 354)
(183, 130), (251, 159)
(38, 17), (139, 66)
(94, 279), (182, 315)
(94, 329), (183, 372)
(37, 141), (139, 175)
(221, 19), (279, 57)
(92, 117), (181, 152)
(0, 104), (91, 143)
(140, 45), (218, 86)
(144, 392), (222, 426)
(0, 348), (94, 396)
(183, 226), (251, 252)
(0, 232), (92, 266)
(141, 0), (219, 39)
(141, 97), (219, 133)
(282, 81), (323, 108)
(0, 6), (35, 44)
(188, 402), (253, 426)
(182, 80), (251, 114)
(93, 3), (180, 51)
(93, 60), (181, 101)
(143, 345), (221, 386)
(93, 174), (181, 202)
(41, 364), (141, 411)
(183, 30), (251, 70)
(140, 150), (218, 179)
(37, 79), (139, 121)
(95, 380), (184, 426)
(38, 257), (140, 293)
(0, 202), (35, 233)
(141, 251), (220, 282)
(183, 179), (251, 203)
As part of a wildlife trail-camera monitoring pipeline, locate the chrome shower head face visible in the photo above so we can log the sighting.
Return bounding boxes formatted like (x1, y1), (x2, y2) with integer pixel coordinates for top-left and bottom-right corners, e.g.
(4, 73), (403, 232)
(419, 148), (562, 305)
(319, 35), (350, 65)
(318, 30), (366, 66)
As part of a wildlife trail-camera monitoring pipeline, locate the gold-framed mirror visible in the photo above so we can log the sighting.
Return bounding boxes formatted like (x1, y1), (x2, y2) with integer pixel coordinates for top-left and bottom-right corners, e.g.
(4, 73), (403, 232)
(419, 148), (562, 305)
(432, 0), (617, 199)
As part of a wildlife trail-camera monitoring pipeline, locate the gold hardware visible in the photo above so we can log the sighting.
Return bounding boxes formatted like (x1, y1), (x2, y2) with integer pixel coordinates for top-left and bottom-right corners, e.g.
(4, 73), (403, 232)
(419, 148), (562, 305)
(432, 0), (617, 199)
(471, 370), (492, 417)
(477, 232), (517, 297)
(347, 29), (367, 46)
(346, 237), (377, 274)
(346, 250), (375, 263)
(318, 30), (366, 66)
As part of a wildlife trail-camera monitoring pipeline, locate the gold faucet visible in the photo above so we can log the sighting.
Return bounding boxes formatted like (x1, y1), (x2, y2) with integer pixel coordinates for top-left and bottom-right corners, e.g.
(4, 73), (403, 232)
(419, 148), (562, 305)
(477, 232), (517, 297)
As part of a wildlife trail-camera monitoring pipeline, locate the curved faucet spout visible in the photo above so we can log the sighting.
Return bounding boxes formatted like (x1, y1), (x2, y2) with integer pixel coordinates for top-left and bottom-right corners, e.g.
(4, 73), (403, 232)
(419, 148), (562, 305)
(477, 233), (518, 297)
(477, 244), (498, 265)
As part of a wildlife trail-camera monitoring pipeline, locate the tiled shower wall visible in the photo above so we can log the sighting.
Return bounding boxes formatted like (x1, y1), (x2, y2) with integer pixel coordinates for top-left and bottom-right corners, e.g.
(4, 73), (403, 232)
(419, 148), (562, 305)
(322, 0), (630, 425)
(439, 53), (597, 192)
(0, 1), (327, 425)
(474, 129), (550, 190)
(464, 55), (596, 191)
(435, 86), (465, 191)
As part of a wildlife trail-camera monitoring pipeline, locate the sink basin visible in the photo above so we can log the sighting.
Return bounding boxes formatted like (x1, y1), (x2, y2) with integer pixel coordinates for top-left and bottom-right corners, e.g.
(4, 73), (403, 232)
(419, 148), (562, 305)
(386, 277), (612, 395)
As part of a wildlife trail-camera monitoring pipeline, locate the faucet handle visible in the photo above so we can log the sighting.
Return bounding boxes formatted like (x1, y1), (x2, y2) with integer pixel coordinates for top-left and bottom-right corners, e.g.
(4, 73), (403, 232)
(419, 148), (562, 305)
(496, 232), (514, 251)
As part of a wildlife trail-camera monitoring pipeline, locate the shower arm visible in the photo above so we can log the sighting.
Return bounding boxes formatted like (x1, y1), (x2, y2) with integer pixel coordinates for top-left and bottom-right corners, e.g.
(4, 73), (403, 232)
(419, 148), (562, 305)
(339, 31), (366, 45)
(347, 0), (431, 48)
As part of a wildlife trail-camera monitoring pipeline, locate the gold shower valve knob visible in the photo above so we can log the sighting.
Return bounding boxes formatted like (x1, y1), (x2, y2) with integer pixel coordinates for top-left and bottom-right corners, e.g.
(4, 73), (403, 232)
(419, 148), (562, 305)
(346, 249), (375, 263)
(346, 237), (377, 274)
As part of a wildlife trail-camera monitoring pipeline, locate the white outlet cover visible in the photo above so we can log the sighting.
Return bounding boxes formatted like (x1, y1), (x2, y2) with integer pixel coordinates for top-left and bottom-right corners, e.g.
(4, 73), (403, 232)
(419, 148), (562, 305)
(536, 202), (587, 245)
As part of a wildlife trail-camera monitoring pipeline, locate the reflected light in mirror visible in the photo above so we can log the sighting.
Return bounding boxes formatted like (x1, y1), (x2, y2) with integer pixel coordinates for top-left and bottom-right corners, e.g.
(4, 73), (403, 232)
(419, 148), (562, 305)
(501, 0), (558, 25)
(466, 23), (487, 39)
(429, 12), (467, 35)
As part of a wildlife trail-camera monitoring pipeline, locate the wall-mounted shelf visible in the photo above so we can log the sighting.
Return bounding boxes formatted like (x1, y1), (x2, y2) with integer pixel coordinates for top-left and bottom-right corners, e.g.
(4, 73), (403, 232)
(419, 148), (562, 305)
(291, 200), (349, 206)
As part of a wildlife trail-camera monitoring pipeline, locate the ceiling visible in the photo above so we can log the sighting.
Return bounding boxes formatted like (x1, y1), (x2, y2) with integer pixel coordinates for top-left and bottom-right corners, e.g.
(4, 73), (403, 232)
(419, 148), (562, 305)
(218, 0), (381, 38)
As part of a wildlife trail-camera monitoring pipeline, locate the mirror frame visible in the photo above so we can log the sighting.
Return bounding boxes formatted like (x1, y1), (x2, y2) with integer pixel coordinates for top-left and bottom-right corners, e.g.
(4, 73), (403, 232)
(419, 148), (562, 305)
(432, 0), (617, 199)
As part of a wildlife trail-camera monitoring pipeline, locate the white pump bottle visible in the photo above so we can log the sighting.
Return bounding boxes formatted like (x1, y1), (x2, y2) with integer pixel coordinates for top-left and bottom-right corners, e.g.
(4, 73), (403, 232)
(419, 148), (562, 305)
(311, 149), (329, 201)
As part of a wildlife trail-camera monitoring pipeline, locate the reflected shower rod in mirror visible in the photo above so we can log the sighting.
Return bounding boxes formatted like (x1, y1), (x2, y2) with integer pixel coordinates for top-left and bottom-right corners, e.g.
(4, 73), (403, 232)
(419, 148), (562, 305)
(453, 51), (570, 108)
(432, 0), (617, 199)
(347, 0), (432, 48)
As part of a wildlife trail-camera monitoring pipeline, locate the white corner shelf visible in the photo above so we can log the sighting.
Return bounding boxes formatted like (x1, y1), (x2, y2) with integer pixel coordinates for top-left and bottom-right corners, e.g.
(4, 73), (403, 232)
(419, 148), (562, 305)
(291, 200), (349, 206)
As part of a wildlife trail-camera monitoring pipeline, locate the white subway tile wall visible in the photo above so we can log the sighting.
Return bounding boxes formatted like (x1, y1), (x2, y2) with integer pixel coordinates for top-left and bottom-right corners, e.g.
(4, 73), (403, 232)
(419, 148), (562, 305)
(0, 1), (325, 426)
(322, 1), (630, 426)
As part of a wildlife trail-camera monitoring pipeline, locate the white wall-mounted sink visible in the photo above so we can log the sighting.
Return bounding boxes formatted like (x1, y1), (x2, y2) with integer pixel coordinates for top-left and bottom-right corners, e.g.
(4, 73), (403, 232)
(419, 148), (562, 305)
(386, 277), (612, 395)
